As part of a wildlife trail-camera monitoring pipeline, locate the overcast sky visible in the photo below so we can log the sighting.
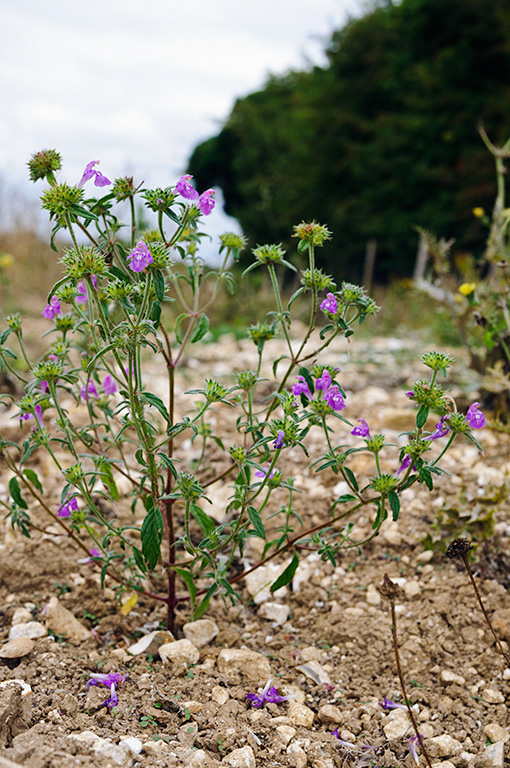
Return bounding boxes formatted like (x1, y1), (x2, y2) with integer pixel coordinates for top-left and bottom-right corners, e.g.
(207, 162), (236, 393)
(1, 0), (361, 244)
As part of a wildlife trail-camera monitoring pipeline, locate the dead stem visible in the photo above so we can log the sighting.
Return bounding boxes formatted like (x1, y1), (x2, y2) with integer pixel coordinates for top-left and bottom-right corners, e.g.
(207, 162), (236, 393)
(378, 573), (434, 768)
(445, 538), (510, 667)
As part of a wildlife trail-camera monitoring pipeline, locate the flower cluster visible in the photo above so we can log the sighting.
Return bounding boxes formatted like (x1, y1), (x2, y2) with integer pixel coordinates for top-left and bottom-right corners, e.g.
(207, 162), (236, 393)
(175, 175), (215, 215)
(246, 680), (291, 708)
(78, 161), (111, 189)
(86, 672), (127, 708)
(292, 368), (345, 412)
(127, 242), (153, 273)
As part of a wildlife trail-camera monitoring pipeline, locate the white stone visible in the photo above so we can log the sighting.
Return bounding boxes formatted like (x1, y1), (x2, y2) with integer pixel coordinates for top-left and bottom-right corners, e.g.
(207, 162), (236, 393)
(11, 607), (33, 625)
(483, 724), (509, 743)
(245, 561), (290, 604)
(183, 619), (219, 648)
(258, 601), (290, 625)
(425, 735), (462, 758)
(142, 740), (172, 756)
(431, 762), (455, 768)
(318, 704), (342, 723)
(217, 648), (271, 682)
(382, 525), (402, 546)
(43, 597), (91, 643)
(119, 737), (143, 754)
(275, 725), (296, 746)
(383, 708), (411, 740)
(481, 741), (505, 768)
(69, 732), (133, 767)
(440, 670), (466, 685)
(211, 686), (229, 705)
(287, 702), (315, 728)
(8, 621), (47, 640)
(159, 639), (200, 666)
(287, 742), (307, 768)
(414, 550), (434, 563)
(404, 580), (421, 599)
(222, 745), (256, 768)
(481, 687), (505, 704)
(365, 586), (381, 606)
(127, 630), (174, 656)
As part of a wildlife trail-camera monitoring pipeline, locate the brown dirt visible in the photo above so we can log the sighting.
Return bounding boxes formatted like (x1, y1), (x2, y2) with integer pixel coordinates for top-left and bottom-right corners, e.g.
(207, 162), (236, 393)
(0, 335), (509, 767)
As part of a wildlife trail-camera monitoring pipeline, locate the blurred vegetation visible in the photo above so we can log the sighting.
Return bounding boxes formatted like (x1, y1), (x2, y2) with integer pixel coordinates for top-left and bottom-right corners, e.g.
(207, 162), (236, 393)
(188, 0), (510, 282)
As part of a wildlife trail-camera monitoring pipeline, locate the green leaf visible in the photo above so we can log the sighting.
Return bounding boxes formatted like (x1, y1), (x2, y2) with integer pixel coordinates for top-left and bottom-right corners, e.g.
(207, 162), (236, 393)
(152, 270), (166, 302)
(100, 462), (120, 501)
(247, 506), (265, 538)
(141, 501), (163, 570)
(192, 583), (217, 620)
(416, 404), (429, 429)
(191, 314), (210, 343)
(342, 466), (359, 491)
(132, 545), (147, 574)
(175, 567), (197, 605)
(140, 392), (170, 425)
(22, 468), (43, 493)
(191, 504), (215, 536)
(335, 493), (357, 504)
(151, 300), (161, 328)
(298, 366), (315, 395)
(270, 553), (299, 592)
(9, 478), (27, 510)
(388, 490), (400, 521)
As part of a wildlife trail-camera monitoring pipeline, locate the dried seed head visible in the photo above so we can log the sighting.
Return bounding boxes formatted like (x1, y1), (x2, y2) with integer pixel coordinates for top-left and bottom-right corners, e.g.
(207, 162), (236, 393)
(445, 538), (473, 559)
(377, 573), (401, 600)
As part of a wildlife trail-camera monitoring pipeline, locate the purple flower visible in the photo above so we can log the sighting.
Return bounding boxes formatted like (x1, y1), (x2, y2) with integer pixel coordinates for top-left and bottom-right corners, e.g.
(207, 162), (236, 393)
(86, 672), (127, 708)
(466, 402), (486, 429)
(78, 548), (102, 564)
(81, 381), (98, 400)
(405, 390), (415, 399)
(103, 374), (117, 395)
(273, 430), (285, 449)
(175, 174), (199, 201)
(315, 369), (331, 392)
(254, 465), (276, 480)
(41, 296), (61, 319)
(408, 734), (422, 766)
(58, 496), (79, 518)
(246, 680), (291, 708)
(127, 241), (153, 273)
(351, 418), (370, 437)
(198, 189), (215, 215)
(291, 375), (312, 400)
(331, 728), (356, 748)
(324, 385), (345, 411)
(34, 404), (44, 429)
(320, 293), (338, 314)
(78, 161), (111, 189)
(379, 696), (407, 710)
(75, 281), (88, 304)
(426, 415), (450, 441)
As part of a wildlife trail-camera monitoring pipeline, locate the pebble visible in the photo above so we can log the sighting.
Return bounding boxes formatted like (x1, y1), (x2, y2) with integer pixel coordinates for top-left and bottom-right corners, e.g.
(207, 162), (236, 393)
(480, 741), (505, 768)
(69, 731), (133, 767)
(440, 670), (466, 685)
(119, 737), (143, 755)
(318, 704), (342, 724)
(483, 723), (509, 743)
(381, 524), (402, 547)
(159, 639), (200, 666)
(127, 630), (174, 656)
(365, 586), (381, 606)
(295, 661), (333, 687)
(222, 745), (256, 768)
(8, 621), (47, 640)
(481, 687), (505, 704)
(287, 702), (315, 728)
(0, 637), (34, 659)
(275, 725), (296, 746)
(217, 648), (272, 682)
(211, 685), (229, 705)
(11, 607), (33, 625)
(425, 735), (462, 758)
(383, 708), (411, 740)
(258, 601), (290, 625)
(183, 618), (219, 648)
(142, 740), (172, 757)
(0, 682), (29, 748)
(43, 596), (91, 643)
(287, 742), (307, 768)
(414, 549), (434, 564)
(0, 679), (32, 720)
(404, 579), (421, 599)
(244, 562), (290, 604)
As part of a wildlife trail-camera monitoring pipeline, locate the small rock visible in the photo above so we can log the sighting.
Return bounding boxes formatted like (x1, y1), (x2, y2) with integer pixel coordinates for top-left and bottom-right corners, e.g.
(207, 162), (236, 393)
(295, 661), (332, 687)
(481, 687), (505, 704)
(381, 525), (402, 546)
(119, 736), (143, 755)
(287, 702), (315, 728)
(110, 648), (131, 663)
(8, 621), (47, 640)
(258, 602), (290, 625)
(275, 725), (296, 746)
(245, 562), (290, 604)
(69, 731), (133, 766)
(287, 742), (308, 768)
(142, 740), (172, 757)
(480, 741), (505, 768)
(60, 693), (78, 717)
(431, 762), (455, 768)
(217, 648), (272, 682)
(11, 607), (33, 625)
(182, 700), (203, 714)
(299, 646), (322, 662)
(0, 680), (31, 746)
(383, 708), (411, 740)
(415, 549), (434, 563)
(318, 704), (342, 724)
(222, 745), (256, 768)
(425, 735), (462, 758)
(211, 686), (229, 705)
(404, 580), (421, 599)
(159, 639), (200, 667)
(43, 596), (91, 643)
(365, 586), (381, 606)
(483, 723), (509, 743)
(127, 630), (174, 656)
(0, 680), (32, 720)
(491, 609), (510, 641)
(0, 637), (34, 659)
(441, 670), (466, 685)
(183, 619), (219, 648)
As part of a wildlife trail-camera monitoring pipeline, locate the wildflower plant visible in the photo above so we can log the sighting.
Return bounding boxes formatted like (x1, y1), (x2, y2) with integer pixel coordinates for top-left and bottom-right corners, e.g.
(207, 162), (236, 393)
(0, 151), (488, 631)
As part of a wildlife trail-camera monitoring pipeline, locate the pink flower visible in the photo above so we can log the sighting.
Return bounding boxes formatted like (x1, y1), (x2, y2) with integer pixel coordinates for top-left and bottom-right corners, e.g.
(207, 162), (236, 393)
(320, 293), (338, 314)
(81, 381), (98, 400)
(324, 385), (345, 411)
(86, 672), (127, 708)
(176, 174), (199, 201)
(42, 296), (61, 319)
(466, 402), (486, 429)
(127, 242), (153, 273)
(198, 189), (215, 215)
(315, 369), (331, 392)
(58, 496), (79, 518)
(78, 161), (111, 189)
(103, 374), (117, 395)
(75, 281), (88, 304)
(291, 375), (312, 400)
(351, 418), (370, 437)
(426, 415), (450, 440)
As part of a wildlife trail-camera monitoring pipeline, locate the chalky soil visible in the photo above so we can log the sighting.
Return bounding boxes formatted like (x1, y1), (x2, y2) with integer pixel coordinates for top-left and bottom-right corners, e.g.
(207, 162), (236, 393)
(0, 336), (509, 767)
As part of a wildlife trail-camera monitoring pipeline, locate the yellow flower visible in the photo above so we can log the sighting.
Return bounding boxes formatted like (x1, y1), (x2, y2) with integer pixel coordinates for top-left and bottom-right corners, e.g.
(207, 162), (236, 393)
(0, 252), (14, 269)
(472, 207), (485, 218)
(458, 282), (476, 296)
